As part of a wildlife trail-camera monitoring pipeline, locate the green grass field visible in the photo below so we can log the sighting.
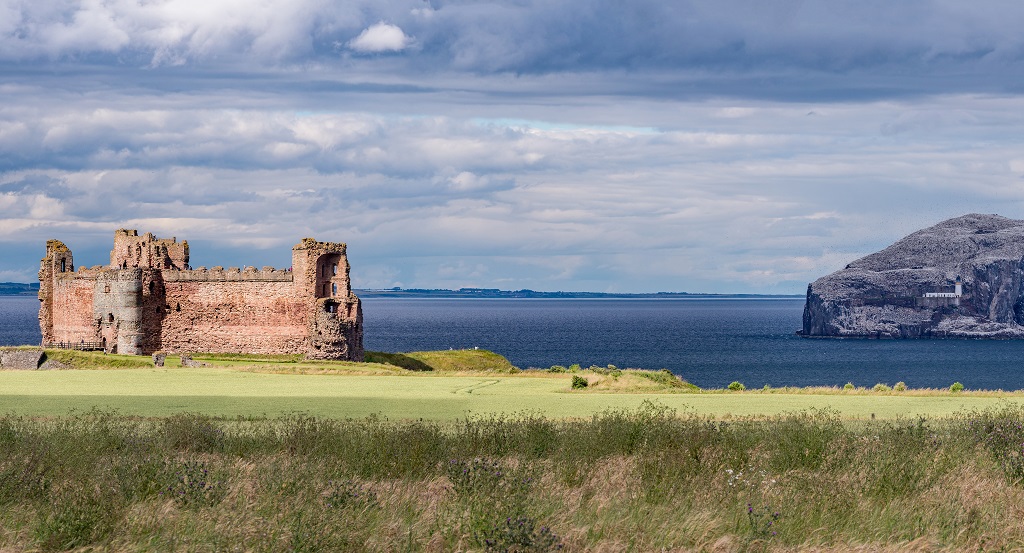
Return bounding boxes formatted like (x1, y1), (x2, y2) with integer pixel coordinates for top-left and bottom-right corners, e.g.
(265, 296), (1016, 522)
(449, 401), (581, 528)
(7, 350), (1024, 550)
(2, 356), (1023, 419)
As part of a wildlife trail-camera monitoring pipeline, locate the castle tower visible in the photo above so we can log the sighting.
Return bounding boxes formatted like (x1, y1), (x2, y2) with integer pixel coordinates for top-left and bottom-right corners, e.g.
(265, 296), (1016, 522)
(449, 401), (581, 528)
(111, 229), (189, 270)
(292, 238), (364, 360)
(37, 240), (74, 345)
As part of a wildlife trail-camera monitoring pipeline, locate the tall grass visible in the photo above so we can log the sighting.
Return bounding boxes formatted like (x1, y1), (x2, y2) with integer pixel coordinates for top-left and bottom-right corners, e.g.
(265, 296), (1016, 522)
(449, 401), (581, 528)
(1, 404), (1023, 550)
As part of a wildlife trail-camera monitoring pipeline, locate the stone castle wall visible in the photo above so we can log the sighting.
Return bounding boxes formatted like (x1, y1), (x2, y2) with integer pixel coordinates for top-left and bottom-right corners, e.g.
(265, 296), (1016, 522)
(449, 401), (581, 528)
(46, 275), (96, 345)
(38, 231), (363, 360)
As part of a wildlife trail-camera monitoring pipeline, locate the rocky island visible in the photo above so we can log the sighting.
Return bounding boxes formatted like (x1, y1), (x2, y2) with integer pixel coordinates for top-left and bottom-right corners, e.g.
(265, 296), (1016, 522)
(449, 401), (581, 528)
(802, 213), (1024, 338)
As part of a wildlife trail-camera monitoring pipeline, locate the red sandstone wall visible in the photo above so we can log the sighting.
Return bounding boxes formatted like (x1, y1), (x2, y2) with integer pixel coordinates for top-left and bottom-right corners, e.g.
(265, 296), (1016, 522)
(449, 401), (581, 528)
(49, 276), (97, 344)
(154, 280), (308, 354)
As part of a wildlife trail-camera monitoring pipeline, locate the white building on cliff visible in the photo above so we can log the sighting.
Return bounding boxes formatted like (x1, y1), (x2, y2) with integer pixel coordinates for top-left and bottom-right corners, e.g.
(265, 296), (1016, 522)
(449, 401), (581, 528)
(923, 277), (963, 299)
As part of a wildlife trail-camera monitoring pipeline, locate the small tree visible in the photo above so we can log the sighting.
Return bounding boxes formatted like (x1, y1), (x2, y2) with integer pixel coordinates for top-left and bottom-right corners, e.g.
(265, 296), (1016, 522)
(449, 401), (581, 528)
(727, 381), (746, 391)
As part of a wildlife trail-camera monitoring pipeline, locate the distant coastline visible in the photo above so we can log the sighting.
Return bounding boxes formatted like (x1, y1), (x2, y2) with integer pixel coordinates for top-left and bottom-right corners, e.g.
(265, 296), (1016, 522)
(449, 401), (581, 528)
(0, 282), (800, 299)
(354, 287), (802, 299)
(0, 282), (39, 296)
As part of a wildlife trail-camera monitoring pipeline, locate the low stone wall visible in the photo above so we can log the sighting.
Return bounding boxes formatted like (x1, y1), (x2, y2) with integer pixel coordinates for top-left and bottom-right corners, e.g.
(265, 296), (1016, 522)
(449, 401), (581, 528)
(0, 349), (44, 370)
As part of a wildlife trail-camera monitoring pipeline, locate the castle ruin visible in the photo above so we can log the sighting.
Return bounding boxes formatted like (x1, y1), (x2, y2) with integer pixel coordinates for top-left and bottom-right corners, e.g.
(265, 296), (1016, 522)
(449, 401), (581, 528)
(38, 230), (363, 360)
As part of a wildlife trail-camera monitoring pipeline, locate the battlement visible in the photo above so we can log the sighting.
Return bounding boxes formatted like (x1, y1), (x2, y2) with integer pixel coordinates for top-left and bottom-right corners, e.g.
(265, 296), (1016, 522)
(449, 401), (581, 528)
(162, 266), (294, 283)
(55, 265), (296, 283)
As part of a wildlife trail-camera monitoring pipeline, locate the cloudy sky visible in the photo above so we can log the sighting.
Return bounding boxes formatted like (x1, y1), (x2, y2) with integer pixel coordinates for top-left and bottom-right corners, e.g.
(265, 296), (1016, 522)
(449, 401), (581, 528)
(2, 0), (1024, 293)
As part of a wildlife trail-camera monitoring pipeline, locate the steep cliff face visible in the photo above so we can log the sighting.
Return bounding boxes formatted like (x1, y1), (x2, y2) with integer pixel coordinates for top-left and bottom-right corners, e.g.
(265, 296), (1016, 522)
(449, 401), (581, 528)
(801, 214), (1024, 338)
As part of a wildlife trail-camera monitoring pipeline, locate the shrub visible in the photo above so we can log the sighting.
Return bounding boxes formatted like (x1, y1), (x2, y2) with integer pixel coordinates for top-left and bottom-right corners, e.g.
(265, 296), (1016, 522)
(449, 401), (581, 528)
(762, 384), (771, 392)
(160, 459), (227, 508)
(894, 382), (907, 392)
(873, 383), (892, 392)
(571, 375), (588, 390)
(634, 369), (698, 390)
(547, 365), (566, 373)
(727, 381), (746, 391)
(160, 413), (225, 452)
(843, 382), (855, 390)
(324, 479), (378, 511)
(746, 504), (780, 540)
(481, 516), (564, 552)
(568, 364), (581, 372)
(950, 382), (965, 393)
(34, 488), (120, 552)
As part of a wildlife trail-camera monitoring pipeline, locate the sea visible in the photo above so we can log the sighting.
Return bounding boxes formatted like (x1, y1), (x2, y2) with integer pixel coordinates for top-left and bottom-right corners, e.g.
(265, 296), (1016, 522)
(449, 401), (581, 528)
(4, 294), (1024, 390)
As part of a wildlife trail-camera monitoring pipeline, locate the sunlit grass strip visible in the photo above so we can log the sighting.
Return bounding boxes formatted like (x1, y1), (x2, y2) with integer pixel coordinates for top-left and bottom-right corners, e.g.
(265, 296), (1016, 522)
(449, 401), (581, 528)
(2, 369), (1024, 420)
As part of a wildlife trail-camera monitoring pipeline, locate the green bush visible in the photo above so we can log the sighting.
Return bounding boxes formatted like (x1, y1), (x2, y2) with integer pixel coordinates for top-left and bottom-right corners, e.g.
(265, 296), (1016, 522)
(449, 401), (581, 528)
(843, 382), (855, 390)
(634, 369), (699, 390)
(324, 479), (378, 511)
(547, 365), (566, 373)
(160, 413), (226, 453)
(481, 516), (563, 552)
(727, 381), (746, 391)
(873, 383), (892, 392)
(161, 459), (227, 508)
(571, 375), (588, 390)
(34, 487), (120, 552)
(568, 364), (581, 372)
(950, 382), (965, 393)
(894, 382), (907, 392)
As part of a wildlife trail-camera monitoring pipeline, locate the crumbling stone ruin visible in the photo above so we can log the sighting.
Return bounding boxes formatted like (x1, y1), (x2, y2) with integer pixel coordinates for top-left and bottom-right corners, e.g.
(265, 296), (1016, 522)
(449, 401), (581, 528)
(38, 230), (363, 360)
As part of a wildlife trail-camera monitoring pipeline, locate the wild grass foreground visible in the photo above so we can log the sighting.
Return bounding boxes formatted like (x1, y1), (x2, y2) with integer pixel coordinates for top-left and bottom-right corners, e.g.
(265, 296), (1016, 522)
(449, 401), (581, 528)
(3, 404), (1024, 551)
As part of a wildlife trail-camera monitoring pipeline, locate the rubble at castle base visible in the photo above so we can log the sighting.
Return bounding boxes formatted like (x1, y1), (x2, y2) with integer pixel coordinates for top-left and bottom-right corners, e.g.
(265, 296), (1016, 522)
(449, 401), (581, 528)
(38, 230), (364, 361)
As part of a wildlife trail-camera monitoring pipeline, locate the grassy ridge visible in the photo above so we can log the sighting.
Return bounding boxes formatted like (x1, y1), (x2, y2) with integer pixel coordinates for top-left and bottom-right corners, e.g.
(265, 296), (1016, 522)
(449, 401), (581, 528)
(2, 405), (1024, 551)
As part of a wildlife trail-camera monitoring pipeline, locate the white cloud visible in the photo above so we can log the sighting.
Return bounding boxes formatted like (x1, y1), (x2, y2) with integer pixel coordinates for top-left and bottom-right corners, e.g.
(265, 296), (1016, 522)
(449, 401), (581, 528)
(347, 22), (411, 53)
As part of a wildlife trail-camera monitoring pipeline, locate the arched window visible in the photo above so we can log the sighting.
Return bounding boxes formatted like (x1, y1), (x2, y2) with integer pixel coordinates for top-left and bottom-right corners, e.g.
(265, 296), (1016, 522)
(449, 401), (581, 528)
(60, 258), (66, 272)
(332, 264), (338, 275)
(108, 313), (114, 323)
(332, 283), (338, 295)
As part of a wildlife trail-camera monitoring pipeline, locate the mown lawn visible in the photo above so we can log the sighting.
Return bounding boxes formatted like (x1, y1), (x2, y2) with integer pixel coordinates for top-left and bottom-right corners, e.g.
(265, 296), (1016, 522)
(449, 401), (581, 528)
(1, 366), (1022, 419)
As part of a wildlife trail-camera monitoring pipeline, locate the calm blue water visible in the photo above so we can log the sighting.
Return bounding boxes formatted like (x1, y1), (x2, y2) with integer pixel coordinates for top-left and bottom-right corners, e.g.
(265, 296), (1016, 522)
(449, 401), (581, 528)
(4, 295), (1024, 389)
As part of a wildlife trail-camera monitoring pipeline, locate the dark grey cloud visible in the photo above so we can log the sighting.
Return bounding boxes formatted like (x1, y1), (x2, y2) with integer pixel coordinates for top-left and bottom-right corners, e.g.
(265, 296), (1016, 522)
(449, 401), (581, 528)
(2, 1), (1023, 100)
